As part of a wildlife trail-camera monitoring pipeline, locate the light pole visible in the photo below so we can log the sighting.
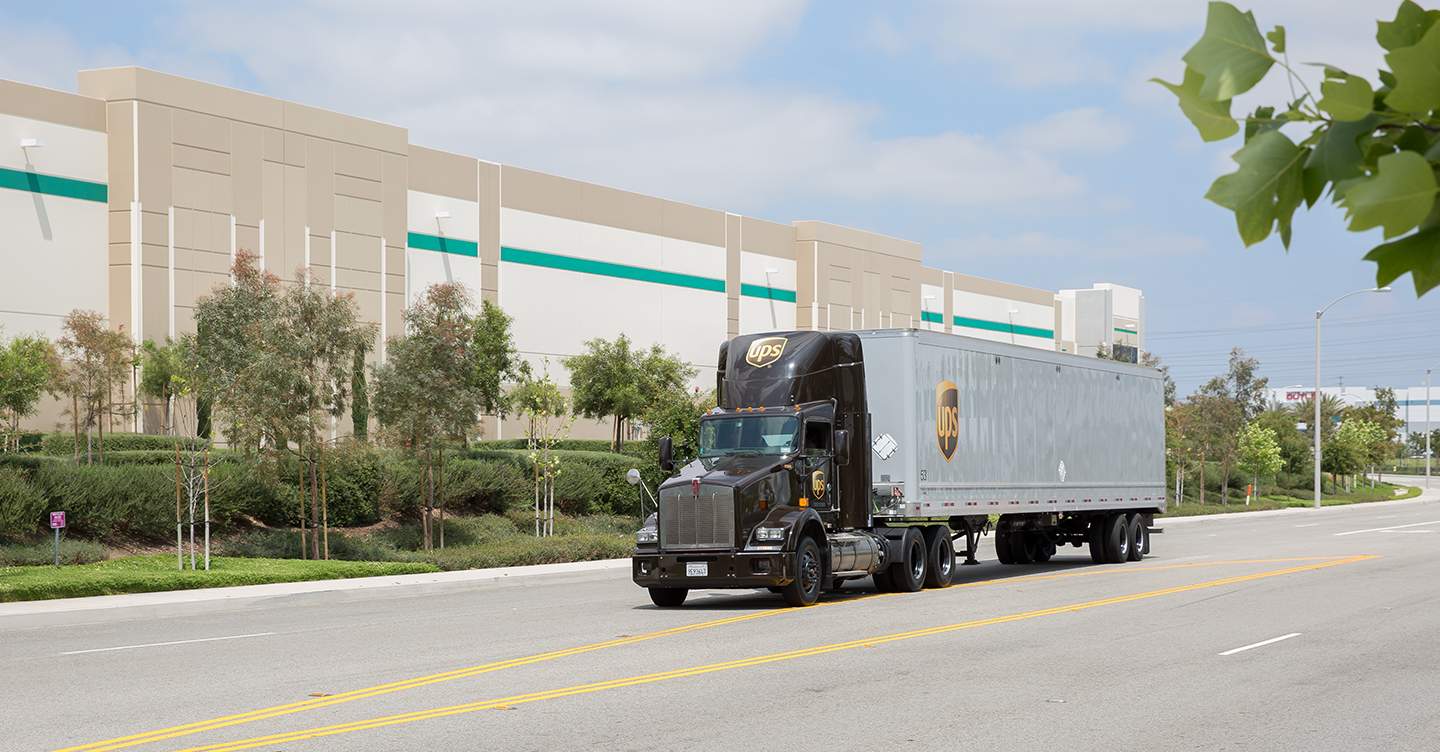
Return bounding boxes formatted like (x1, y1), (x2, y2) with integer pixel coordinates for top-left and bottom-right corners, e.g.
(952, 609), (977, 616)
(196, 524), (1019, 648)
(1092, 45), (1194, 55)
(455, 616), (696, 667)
(1428, 361), (1440, 488)
(1315, 287), (1391, 508)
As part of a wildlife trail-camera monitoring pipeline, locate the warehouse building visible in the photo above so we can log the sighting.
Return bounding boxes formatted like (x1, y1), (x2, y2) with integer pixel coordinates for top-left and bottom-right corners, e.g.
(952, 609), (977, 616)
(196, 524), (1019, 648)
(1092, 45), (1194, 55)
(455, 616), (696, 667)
(1, 67), (1145, 440)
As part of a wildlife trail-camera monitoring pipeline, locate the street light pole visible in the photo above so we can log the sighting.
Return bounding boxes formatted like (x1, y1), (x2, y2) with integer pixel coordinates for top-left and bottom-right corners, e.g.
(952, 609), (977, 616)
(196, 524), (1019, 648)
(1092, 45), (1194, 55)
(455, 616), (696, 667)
(1428, 362), (1440, 488)
(1314, 287), (1391, 508)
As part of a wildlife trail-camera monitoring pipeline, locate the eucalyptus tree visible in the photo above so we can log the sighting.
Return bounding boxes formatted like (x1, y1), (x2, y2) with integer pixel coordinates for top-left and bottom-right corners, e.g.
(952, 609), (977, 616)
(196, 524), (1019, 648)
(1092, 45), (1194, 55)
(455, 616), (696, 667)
(0, 329), (59, 451)
(57, 310), (133, 464)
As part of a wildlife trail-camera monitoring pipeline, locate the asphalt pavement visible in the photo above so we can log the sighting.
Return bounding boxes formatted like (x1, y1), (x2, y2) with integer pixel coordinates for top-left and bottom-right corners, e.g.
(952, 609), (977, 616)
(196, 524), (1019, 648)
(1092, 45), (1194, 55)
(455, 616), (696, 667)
(4, 486), (1439, 752)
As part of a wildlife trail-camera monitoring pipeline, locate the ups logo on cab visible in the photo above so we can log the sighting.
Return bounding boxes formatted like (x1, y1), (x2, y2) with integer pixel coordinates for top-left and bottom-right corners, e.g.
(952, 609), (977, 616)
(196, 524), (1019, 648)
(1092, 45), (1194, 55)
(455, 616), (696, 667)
(936, 381), (958, 462)
(811, 470), (826, 499)
(745, 337), (787, 367)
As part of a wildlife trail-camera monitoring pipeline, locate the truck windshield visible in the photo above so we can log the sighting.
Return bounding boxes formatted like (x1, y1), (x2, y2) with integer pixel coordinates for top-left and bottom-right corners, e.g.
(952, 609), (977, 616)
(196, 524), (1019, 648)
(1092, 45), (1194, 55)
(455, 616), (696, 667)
(699, 415), (798, 457)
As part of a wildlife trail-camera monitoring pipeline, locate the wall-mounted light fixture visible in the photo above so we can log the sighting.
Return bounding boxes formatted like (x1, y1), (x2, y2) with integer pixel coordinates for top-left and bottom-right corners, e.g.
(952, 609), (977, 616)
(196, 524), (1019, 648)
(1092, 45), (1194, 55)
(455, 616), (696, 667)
(20, 138), (44, 148)
(435, 211), (452, 219)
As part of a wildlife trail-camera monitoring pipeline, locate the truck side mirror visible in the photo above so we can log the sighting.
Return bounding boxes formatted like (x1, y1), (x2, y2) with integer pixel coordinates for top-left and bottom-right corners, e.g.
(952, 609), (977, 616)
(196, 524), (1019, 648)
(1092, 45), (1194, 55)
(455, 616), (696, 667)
(834, 429), (850, 466)
(658, 436), (673, 472)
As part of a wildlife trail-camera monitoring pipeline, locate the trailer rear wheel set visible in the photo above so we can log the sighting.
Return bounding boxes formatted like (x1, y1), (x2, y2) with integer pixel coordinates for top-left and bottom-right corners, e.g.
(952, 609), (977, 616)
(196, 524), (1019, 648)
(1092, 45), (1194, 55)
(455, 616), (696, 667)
(1002, 512), (1157, 567)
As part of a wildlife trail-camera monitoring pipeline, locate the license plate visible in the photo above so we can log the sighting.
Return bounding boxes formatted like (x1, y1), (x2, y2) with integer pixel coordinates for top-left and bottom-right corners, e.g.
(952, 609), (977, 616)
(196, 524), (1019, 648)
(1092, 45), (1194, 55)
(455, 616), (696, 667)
(686, 562), (708, 577)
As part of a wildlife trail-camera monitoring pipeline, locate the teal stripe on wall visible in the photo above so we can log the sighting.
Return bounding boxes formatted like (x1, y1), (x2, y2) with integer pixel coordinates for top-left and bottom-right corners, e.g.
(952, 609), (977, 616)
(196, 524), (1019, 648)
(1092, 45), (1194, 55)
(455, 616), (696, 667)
(0, 167), (107, 203)
(500, 246), (726, 293)
(921, 310), (943, 324)
(408, 231), (478, 257)
(1114, 327), (1137, 335)
(740, 283), (797, 302)
(953, 315), (1053, 339)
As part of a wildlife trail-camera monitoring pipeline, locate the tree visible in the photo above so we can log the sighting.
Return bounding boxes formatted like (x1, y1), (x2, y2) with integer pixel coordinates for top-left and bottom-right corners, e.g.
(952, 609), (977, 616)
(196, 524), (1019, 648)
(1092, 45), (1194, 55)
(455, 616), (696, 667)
(140, 337), (181, 435)
(1190, 387), (1243, 504)
(1327, 419), (1386, 492)
(57, 310), (133, 464)
(563, 334), (697, 451)
(1347, 387), (1404, 482)
(1158, 1), (1440, 296)
(512, 361), (570, 537)
(1193, 348), (1269, 504)
(192, 251), (376, 558)
(1255, 407), (1309, 495)
(472, 298), (523, 432)
(351, 342), (369, 441)
(643, 386), (714, 468)
(372, 282), (485, 550)
(0, 330), (59, 450)
(1237, 422), (1284, 497)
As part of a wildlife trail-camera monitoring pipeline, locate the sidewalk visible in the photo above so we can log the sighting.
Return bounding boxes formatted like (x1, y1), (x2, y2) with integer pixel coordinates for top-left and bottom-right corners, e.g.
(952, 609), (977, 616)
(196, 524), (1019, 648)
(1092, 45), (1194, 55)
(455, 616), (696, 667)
(0, 557), (633, 631)
(1160, 481), (1440, 526)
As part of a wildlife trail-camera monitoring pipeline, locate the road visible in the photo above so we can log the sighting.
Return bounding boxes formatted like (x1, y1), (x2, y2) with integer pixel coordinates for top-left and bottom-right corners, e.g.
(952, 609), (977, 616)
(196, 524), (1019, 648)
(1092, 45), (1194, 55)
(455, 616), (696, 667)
(4, 493), (1439, 752)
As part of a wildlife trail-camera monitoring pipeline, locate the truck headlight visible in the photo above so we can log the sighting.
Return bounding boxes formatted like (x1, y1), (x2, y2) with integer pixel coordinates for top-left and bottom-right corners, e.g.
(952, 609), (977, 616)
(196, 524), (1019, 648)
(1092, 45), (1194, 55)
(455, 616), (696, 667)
(636, 529), (658, 544)
(754, 527), (787, 542)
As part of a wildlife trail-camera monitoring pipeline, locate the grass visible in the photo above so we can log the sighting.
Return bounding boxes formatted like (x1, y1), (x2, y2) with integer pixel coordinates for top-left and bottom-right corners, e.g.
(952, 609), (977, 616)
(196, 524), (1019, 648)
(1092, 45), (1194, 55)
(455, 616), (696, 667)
(1161, 482), (1421, 517)
(0, 555), (440, 603)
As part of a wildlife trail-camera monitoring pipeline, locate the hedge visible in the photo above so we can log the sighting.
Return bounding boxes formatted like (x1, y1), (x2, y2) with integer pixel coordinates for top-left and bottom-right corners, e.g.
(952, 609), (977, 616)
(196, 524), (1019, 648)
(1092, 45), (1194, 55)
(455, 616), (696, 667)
(41, 432), (209, 456)
(472, 438), (648, 455)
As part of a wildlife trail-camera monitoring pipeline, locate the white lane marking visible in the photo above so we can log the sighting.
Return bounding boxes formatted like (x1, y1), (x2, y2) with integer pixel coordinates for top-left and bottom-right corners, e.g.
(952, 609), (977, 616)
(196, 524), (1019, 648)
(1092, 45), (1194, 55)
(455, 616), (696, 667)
(1295, 523), (1319, 528)
(1335, 520), (1440, 536)
(1380, 530), (1434, 534)
(1375, 516), (1396, 519)
(1219, 633), (1301, 656)
(61, 632), (275, 655)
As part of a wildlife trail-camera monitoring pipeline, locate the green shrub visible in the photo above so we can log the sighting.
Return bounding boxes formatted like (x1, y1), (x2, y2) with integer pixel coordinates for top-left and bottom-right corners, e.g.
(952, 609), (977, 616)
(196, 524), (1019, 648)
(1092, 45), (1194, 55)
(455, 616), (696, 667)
(40, 432), (207, 456)
(0, 468), (48, 540)
(32, 464), (178, 538)
(460, 448), (653, 516)
(0, 538), (109, 566)
(96, 450), (234, 466)
(440, 459), (527, 514)
(0, 454), (60, 473)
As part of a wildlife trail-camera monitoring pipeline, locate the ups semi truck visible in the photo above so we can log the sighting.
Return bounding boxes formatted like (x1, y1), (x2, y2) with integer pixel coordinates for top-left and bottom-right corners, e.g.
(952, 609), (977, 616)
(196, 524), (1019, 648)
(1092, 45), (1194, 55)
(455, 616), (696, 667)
(632, 328), (1166, 608)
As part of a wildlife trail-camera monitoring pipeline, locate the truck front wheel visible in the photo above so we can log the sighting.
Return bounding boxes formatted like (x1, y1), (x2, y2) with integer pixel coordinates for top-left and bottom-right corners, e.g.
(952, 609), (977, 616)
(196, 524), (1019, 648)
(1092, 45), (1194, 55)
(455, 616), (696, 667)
(649, 587), (688, 607)
(781, 537), (823, 607)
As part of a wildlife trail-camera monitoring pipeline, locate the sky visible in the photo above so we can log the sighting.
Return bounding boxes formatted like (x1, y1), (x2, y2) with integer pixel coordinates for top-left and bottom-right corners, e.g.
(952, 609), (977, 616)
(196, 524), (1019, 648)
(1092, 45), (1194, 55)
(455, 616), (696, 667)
(3, 0), (1436, 397)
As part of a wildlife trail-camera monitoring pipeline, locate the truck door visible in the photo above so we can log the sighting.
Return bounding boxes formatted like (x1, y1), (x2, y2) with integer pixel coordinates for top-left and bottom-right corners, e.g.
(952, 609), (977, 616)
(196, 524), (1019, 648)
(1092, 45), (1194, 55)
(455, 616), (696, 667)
(803, 418), (834, 510)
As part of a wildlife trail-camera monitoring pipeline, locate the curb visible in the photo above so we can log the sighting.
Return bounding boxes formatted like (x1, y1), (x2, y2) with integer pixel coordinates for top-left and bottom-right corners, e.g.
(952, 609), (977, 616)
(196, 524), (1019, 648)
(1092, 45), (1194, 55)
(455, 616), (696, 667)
(1159, 484), (1440, 526)
(0, 557), (633, 631)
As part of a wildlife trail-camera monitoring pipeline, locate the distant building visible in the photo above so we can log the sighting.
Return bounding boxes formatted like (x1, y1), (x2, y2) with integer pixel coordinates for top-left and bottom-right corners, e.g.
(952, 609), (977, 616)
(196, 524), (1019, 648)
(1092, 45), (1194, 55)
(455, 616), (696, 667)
(3, 67), (1146, 440)
(1268, 387), (1438, 439)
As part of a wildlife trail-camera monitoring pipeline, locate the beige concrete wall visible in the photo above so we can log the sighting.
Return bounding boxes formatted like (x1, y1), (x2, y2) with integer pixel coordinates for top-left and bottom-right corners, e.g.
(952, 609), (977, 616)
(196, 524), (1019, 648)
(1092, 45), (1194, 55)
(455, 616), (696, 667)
(794, 220), (922, 332)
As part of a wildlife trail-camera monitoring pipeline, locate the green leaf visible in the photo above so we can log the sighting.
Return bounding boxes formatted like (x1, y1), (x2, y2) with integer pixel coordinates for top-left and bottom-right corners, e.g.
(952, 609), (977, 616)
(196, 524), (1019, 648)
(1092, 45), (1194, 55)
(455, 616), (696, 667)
(1340, 150), (1439, 238)
(1183, 2), (1275, 101)
(1377, 0), (1440, 51)
(1152, 66), (1239, 142)
(1384, 22), (1440, 113)
(1267, 25), (1285, 54)
(1244, 105), (1285, 142)
(1318, 76), (1375, 121)
(1378, 69), (1399, 91)
(1364, 224), (1440, 295)
(1303, 114), (1383, 205)
(1275, 145), (1309, 248)
(1205, 130), (1305, 246)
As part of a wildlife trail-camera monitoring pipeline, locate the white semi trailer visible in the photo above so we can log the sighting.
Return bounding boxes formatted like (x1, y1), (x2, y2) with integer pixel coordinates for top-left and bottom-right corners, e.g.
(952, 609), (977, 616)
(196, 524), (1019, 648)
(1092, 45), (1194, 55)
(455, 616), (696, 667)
(632, 328), (1167, 608)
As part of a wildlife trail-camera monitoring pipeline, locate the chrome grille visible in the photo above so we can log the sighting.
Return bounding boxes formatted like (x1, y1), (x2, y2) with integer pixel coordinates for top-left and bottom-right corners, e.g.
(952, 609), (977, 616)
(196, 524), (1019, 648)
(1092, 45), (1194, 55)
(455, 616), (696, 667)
(659, 484), (735, 550)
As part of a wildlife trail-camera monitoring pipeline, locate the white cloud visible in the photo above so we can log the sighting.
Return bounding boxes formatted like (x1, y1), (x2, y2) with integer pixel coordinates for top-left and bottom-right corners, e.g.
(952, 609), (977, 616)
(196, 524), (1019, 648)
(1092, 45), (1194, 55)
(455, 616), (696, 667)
(1001, 107), (1132, 153)
(856, 13), (909, 54)
(0, 11), (130, 92)
(947, 225), (1210, 260)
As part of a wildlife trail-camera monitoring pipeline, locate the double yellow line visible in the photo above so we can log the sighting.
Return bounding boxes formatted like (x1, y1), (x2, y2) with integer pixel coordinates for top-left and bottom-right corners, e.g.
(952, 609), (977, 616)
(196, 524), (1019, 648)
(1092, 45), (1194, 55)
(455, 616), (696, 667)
(57, 609), (784, 752)
(65, 554), (1375, 752)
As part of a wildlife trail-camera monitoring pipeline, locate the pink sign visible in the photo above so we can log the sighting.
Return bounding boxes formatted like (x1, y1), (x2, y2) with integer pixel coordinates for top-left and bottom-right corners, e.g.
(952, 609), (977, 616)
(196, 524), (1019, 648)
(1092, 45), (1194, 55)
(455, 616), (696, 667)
(50, 511), (65, 529)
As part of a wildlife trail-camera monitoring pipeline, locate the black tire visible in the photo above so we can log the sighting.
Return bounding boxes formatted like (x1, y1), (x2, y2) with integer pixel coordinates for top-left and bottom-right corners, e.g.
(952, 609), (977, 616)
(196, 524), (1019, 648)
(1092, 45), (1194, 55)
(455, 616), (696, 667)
(1140, 523), (1151, 556)
(649, 587), (688, 607)
(995, 528), (1015, 564)
(872, 568), (896, 592)
(1011, 530), (1035, 565)
(922, 526), (956, 589)
(1125, 514), (1144, 562)
(891, 528), (927, 592)
(781, 537), (823, 607)
(1088, 518), (1106, 564)
(1102, 512), (1128, 564)
(1032, 534), (1053, 563)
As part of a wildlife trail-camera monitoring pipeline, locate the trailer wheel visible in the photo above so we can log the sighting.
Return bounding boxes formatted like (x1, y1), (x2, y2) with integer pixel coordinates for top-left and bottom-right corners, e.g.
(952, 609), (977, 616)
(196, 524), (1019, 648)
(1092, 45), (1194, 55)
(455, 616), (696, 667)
(781, 537), (823, 607)
(649, 587), (688, 607)
(995, 528), (1015, 564)
(1140, 523), (1151, 556)
(1087, 519), (1106, 564)
(1032, 534), (1054, 563)
(1125, 514), (1144, 562)
(1011, 531), (1035, 565)
(1102, 512), (1129, 563)
(891, 528), (927, 592)
(922, 526), (955, 588)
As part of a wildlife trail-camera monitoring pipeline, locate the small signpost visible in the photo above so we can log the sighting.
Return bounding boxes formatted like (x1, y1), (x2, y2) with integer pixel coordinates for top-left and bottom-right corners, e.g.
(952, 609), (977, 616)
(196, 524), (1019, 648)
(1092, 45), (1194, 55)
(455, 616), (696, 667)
(50, 511), (66, 568)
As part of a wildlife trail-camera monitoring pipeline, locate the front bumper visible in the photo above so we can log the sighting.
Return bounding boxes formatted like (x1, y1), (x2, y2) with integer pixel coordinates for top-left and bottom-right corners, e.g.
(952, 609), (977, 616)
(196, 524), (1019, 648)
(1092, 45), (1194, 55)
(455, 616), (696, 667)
(632, 550), (795, 590)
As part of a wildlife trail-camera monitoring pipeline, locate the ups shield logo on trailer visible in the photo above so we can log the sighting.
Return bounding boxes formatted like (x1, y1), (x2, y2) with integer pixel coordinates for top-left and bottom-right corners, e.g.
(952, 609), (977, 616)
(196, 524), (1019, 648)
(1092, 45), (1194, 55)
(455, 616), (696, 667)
(936, 381), (958, 462)
(811, 470), (826, 499)
(745, 336), (788, 368)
